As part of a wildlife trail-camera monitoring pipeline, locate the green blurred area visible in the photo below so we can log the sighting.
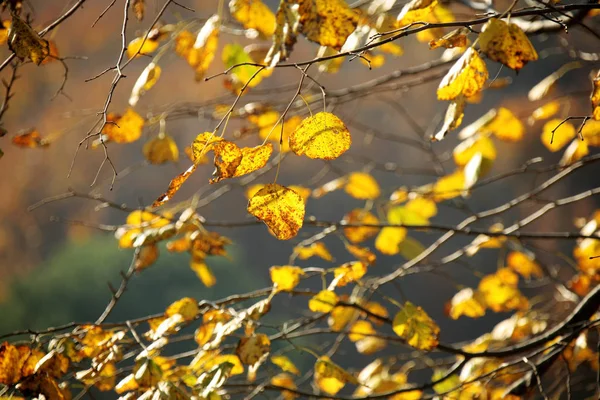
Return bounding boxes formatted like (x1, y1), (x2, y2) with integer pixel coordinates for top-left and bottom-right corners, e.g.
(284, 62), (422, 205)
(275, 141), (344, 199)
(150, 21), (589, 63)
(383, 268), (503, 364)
(0, 234), (267, 334)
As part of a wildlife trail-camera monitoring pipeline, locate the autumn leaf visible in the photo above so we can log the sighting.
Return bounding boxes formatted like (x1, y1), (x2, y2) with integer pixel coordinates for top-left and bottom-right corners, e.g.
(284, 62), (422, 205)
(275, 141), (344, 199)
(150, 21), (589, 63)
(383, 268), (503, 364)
(152, 164), (196, 207)
(129, 62), (161, 106)
(434, 97), (465, 141)
(289, 112), (351, 159)
(453, 135), (496, 167)
(530, 101), (561, 122)
(270, 265), (304, 291)
(135, 245), (159, 271)
(375, 227), (407, 255)
(211, 141), (273, 183)
(166, 297), (199, 321)
(8, 12), (49, 65)
(541, 119), (576, 152)
(432, 170), (466, 201)
(11, 129), (50, 148)
(133, 0), (145, 20)
(345, 172), (381, 200)
(392, 302), (440, 350)
(484, 107), (524, 142)
(396, 0), (438, 27)
(103, 108), (145, 143)
(429, 27), (468, 50)
(528, 62), (581, 102)
(437, 48), (488, 101)
(271, 355), (300, 376)
(126, 36), (159, 59)
(334, 261), (367, 287)
(190, 259), (217, 287)
(314, 356), (358, 395)
(143, 133), (179, 164)
(309, 290), (338, 313)
(294, 242), (333, 261)
(248, 183), (305, 240)
(446, 288), (486, 319)
(222, 43), (267, 92)
(560, 138), (589, 167)
(229, 0), (276, 37)
(479, 18), (538, 71)
(592, 70), (600, 121)
(264, 0), (300, 67)
(236, 333), (271, 365)
(175, 15), (219, 80)
(346, 244), (376, 265)
(506, 251), (543, 279)
(271, 373), (298, 399)
(343, 209), (379, 243)
(297, 0), (359, 50)
(478, 268), (529, 312)
(348, 320), (376, 342)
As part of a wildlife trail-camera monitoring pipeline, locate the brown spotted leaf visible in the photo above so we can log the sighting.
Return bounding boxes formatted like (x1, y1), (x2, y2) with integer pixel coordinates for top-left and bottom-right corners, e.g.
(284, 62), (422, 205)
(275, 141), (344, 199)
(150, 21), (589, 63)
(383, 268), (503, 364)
(247, 183), (305, 240)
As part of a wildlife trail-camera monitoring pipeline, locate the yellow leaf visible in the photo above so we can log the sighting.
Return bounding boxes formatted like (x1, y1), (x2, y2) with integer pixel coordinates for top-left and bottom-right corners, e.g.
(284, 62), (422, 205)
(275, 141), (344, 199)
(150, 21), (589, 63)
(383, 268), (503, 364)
(271, 373), (298, 400)
(0, 20), (11, 45)
(116, 210), (171, 248)
(229, 0), (276, 37)
(312, 176), (347, 198)
(484, 107), (524, 142)
(135, 244), (159, 271)
(222, 43), (267, 91)
(166, 297), (199, 322)
(203, 354), (244, 375)
(348, 320), (376, 342)
(271, 356), (300, 376)
(479, 18), (538, 71)
(248, 184), (305, 240)
(191, 132), (222, 164)
(334, 261), (368, 287)
(437, 48), (488, 100)
(560, 138), (589, 167)
(152, 164), (196, 207)
(530, 101), (561, 122)
(143, 133), (179, 164)
(434, 97), (466, 140)
(309, 290), (338, 313)
(175, 16), (219, 80)
(446, 288), (486, 319)
(432, 170), (466, 201)
(115, 374), (139, 394)
(355, 336), (387, 355)
(392, 302), (440, 350)
(429, 27), (468, 50)
(528, 62), (581, 101)
(388, 205), (429, 226)
(190, 259), (217, 287)
(592, 70), (600, 121)
(541, 119), (576, 152)
(478, 268), (529, 312)
(289, 185), (311, 203)
(211, 142), (273, 183)
(581, 119), (600, 146)
(506, 251), (543, 279)
(343, 209), (379, 243)
(126, 36), (159, 59)
(415, 4), (455, 43)
(345, 172), (381, 200)
(396, 0), (438, 26)
(251, 112), (302, 153)
(328, 301), (360, 331)
(298, 0), (359, 50)
(345, 244), (377, 265)
(375, 227), (407, 255)
(314, 356), (358, 395)
(270, 266), (304, 291)
(294, 242), (333, 261)
(8, 13), (49, 65)
(236, 333), (271, 365)
(405, 197), (438, 220)
(364, 301), (389, 325)
(265, 0), (301, 67)
(11, 129), (50, 148)
(453, 135), (496, 167)
(103, 108), (145, 143)
(129, 62), (161, 106)
(289, 112), (351, 159)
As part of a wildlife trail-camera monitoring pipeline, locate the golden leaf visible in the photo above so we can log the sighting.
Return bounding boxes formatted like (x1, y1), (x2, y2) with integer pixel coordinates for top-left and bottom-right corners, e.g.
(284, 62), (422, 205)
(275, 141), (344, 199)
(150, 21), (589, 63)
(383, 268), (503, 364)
(446, 288), (486, 319)
(143, 133), (179, 164)
(289, 112), (351, 159)
(309, 290), (338, 313)
(314, 356), (358, 395)
(346, 244), (377, 265)
(297, 0), (359, 50)
(375, 227), (407, 255)
(345, 172), (381, 200)
(343, 209), (379, 243)
(294, 242), (333, 261)
(211, 141), (273, 183)
(560, 138), (589, 167)
(265, 0), (300, 67)
(271, 355), (300, 376)
(396, 0), (438, 27)
(0, 20), (11, 45)
(126, 37), (159, 59)
(405, 197), (438, 220)
(392, 302), (440, 350)
(236, 333), (271, 365)
(541, 119), (576, 152)
(348, 320), (376, 342)
(437, 48), (488, 101)
(222, 43), (267, 91)
(229, 0), (276, 37)
(328, 302), (360, 332)
(135, 244), (159, 271)
(364, 301), (389, 325)
(152, 164), (196, 207)
(8, 12), (49, 65)
(434, 97), (466, 140)
(478, 268), (529, 312)
(270, 266), (304, 291)
(133, 0), (145, 20)
(190, 259), (217, 287)
(506, 251), (543, 279)
(484, 107), (524, 142)
(432, 170), (466, 201)
(592, 70), (600, 121)
(429, 27), (468, 50)
(103, 108), (145, 143)
(175, 16), (219, 80)
(355, 335), (387, 355)
(203, 354), (244, 375)
(334, 261), (368, 287)
(271, 373), (298, 400)
(530, 101), (561, 122)
(165, 297), (199, 322)
(247, 183), (305, 240)
(479, 18), (538, 71)
(129, 62), (161, 106)
(11, 129), (50, 148)
(453, 135), (496, 167)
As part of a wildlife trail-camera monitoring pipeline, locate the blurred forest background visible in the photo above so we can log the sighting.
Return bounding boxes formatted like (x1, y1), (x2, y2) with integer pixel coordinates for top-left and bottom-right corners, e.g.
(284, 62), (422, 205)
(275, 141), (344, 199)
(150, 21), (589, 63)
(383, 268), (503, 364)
(0, 0), (598, 371)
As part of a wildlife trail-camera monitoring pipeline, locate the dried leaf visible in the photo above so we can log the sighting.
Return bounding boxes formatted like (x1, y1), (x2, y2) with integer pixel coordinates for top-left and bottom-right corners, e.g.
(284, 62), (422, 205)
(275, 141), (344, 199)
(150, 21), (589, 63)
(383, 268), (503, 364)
(343, 209), (379, 243)
(8, 12), (49, 64)
(229, 0), (276, 37)
(437, 48), (488, 101)
(247, 183), (305, 240)
(334, 261), (367, 286)
(236, 333), (271, 365)
(290, 112), (351, 159)
(479, 18), (538, 71)
(345, 172), (381, 200)
(152, 164), (197, 207)
(133, 0), (145, 20)
(270, 266), (304, 291)
(297, 0), (359, 50)
(429, 27), (468, 50)
(143, 133), (179, 164)
(392, 302), (440, 350)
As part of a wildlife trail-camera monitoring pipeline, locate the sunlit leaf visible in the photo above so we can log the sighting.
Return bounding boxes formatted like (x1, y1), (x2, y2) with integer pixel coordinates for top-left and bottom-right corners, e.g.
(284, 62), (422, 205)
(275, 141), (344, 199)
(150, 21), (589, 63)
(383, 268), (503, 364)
(560, 138), (589, 167)
(229, 0), (276, 37)
(592, 70), (600, 121)
(346, 244), (377, 265)
(152, 164), (196, 207)
(541, 119), (576, 152)
(143, 133), (179, 164)
(528, 62), (581, 101)
(175, 16), (219, 80)
(264, 0), (300, 67)
(392, 301), (440, 350)
(11, 129), (50, 148)
(270, 266), (304, 292)
(247, 183), (305, 240)
(135, 244), (159, 271)
(271, 373), (298, 400)
(453, 135), (496, 168)
(345, 172), (381, 200)
(309, 290), (338, 313)
(190, 259), (217, 287)
(530, 101), (561, 122)
(478, 268), (529, 312)
(429, 27), (468, 50)
(126, 36), (159, 59)
(294, 242), (333, 262)
(166, 297), (199, 322)
(445, 288), (486, 319)
(434, 97), (465, 140)
(437, 48), (488, 101)
(222, 43), (266, 92)
(375, 227), (407, 255)
(236, 333), (271, 365)
(328, 301), (359, 332)
(271, 355), (300, 376)
(432, 170), (466, 201)
(103, 108), (145, 143)
(0, 20), (11, 45)
(348, 320), (375, 342)
(334, 261), (367, 287)
(343, 209), (379, 243)
(8, 12), (49, 64)
(297, 0), (359, 50)
(484, 107), (524, 142)
(211, 141), (272, 183)
(289, 112), (351, 160)
(506, 251), (543, 279)
(396, 0), (438, 26)
(479, 18), (537, 71)
(314, 356), (358, 395)
(129, 62), (161, 106)
(203, 354), (244, 375)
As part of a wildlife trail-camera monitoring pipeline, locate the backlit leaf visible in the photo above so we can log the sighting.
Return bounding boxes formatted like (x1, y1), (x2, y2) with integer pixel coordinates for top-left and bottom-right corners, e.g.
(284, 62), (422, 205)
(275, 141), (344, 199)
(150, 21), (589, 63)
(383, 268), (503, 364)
(264, 0), (300, 67)
(334, 261), (367, 287)
(152, 164), (196, 207)
(229, 0), (276, 37)
(434, 97), (465, 140)
(222, 43), (266, 91)
(190, 259), (217, 287)
(294, 242), (333, 261)
(271, 355), (300, 376)
(343, 209), (379, 243)
(271, 373), (298, 400)
(396, 0), (438, 27)
(126, 36), (159, 59)
(541, 119), (576, 152)
(506, 251), (543, 279)
(270, 266), (304, 291)
(236, 333), (271, 365)
(348, 320), (375, 342)
(592, 70), (600, 121)
(297, 0), (359, 50)
(484, 107), (524, 142)
(211, 141), (273, 183)
(392, 302), (440, 351)
(446, 288), (486, 319)
(530, 101), (561, 122)
(375, 227), (407, 255)
(175, 16), (219, 80)
(135, 245), (159, 271)
(437, 48), (488, 101)
(479, 18), (537, 71)
(248, 183), (305, 240)
(429, 27), (468, 50)
(289, 112), (351, 160)
(345, 172), (381, 200)
(432, 170), (466, 201)
(129, 62), (161, 106)
(166, 297), (199, 322)
(309, 290), (338, 313)
(143, 133), (179, 164)
(314, 356), (358, 395)
(453, 135), (496, 167)
(8, 12), (49, 64)
(103, 108), (145, 143)
(346, 244), (377, 265)
(478, 268), (529, 312)
(11, 129), (49, 148)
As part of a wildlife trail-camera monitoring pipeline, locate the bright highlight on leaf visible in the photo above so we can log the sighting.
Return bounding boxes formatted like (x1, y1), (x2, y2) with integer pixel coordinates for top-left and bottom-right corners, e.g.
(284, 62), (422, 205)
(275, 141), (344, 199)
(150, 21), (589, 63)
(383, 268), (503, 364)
(392, 301), (440, 350)
(294, 242), (333, 261)
(8, 12), (49, 65)
(165, 297), (199, 321)
(506, 251), (543, 279)
(541, 119), (576, 152)
(270, 266), (304, 291)
(334, 261), (367, 287)
(446, 288), (486, 319)
(289, 112), (351, 159)
(271, 355), (300, 376)
(396, 0), (438, 26)
(345, 172), (381, 200)
(437, 48), (488, 101)
(429, 27), (468, 50)
(479, 18), (538, 71)
(297, 0), (359, 50)
(103, 108), (145, 143)
(129, 62), (161, 106)
(248, 184), (305, 240)
(126, 36), (159, 59)
(478, 268), (529, 312)
(11, 129), (50, 148)
(229, 0), (276, 37)
(343, 209), (379, 243)
(314, 356), (358, 395)
(175, 15), (219, 80)
(308, 290), (338, 313)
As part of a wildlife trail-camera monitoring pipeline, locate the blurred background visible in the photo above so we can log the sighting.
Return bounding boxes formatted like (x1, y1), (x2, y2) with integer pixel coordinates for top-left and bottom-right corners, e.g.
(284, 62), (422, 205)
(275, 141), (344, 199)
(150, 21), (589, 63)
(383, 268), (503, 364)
(0, 0), (598, 380)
